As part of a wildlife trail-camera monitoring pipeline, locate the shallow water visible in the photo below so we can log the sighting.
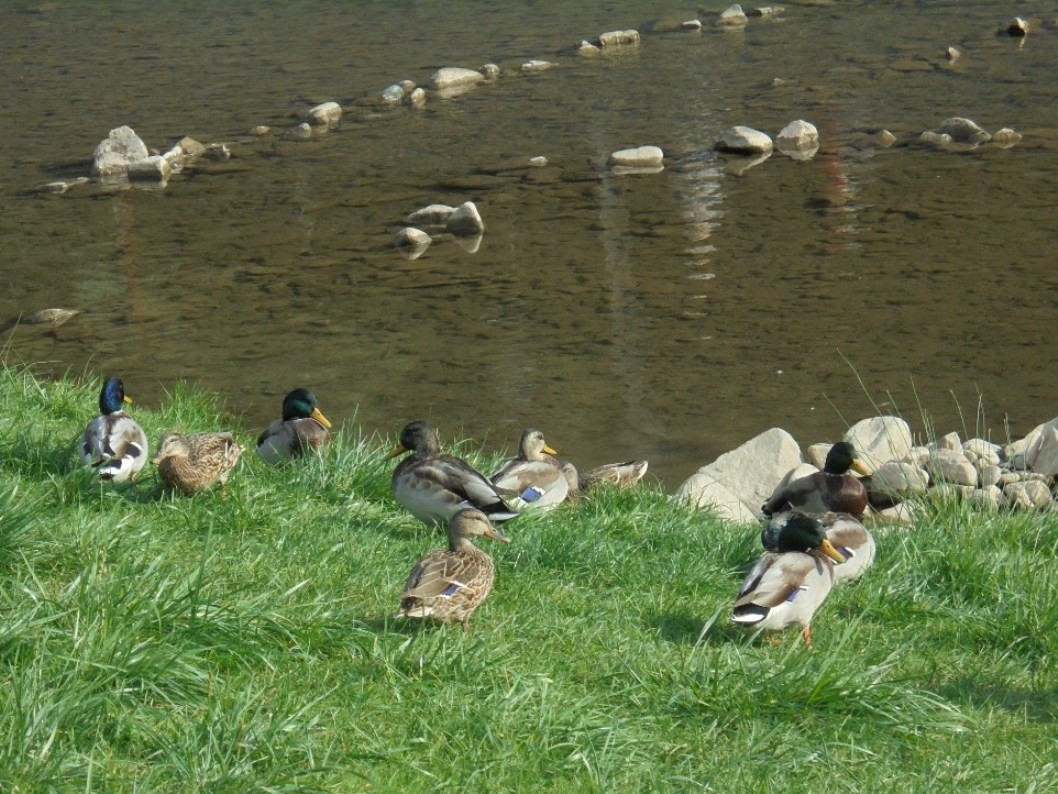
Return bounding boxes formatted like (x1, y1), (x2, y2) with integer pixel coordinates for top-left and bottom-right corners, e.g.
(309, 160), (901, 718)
(2, 1), (1057, 486)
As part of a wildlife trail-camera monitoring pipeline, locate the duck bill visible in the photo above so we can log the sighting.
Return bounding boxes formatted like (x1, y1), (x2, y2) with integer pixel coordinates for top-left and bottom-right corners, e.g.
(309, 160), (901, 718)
(819, 538), (847, 564)
(851, 458), (871, 476)
(385, 444), (408, 463)
(123, 394), (134, 405)
(485, 526), (512, 543)
(311, 407), (333, 429)
(542, 443), (558, 456)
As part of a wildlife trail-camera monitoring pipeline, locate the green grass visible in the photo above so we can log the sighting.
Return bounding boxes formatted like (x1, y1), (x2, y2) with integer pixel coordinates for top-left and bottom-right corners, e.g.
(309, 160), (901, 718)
(1, 363), (1056, 792)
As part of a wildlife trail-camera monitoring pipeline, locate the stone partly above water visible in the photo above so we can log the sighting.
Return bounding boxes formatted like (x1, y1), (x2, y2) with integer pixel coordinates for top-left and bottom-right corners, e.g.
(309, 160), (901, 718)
(91, 125), (149, 177)
(715, 125), (774, 154)
(609, 145), (664, 168)
(308, 101), (342, 126)
(445, 201), (485, 235)
(673, 415), (1058, 523)
(427, 67), (485, 90)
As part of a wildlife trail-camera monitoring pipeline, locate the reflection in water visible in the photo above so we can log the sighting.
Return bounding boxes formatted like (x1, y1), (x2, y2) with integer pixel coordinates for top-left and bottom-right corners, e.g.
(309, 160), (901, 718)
(1, 1), (1057, 486)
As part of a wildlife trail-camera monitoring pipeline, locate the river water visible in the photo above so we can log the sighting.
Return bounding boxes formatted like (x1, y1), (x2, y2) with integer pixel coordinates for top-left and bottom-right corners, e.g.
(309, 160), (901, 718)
(2, 1), (1056, 487)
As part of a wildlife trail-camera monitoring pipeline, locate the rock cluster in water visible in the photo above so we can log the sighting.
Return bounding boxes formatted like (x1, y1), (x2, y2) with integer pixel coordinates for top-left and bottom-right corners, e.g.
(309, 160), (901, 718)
(673, 415), (1058, 524)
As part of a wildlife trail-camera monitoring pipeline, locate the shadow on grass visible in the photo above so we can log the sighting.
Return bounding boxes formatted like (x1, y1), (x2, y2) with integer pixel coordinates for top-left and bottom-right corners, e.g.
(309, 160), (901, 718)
(651, 607), (749, 646)
(938, 678), (1058, 723)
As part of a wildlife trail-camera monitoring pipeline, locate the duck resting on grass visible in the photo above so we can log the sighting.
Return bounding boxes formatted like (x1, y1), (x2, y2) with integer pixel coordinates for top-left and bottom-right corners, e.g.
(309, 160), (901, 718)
(561, 459), (649, 498)
(762, 510), (876, 586)
(152, 431), (244, 495)
(387, 420), (519, 527)
(761, 440), (870, 518)
(256, 388), (332, 464)
(79, 376), (149, 483)
(731, 511), (847, 647)
(395, 507), (511, 631)
(489, 428), (568, 511)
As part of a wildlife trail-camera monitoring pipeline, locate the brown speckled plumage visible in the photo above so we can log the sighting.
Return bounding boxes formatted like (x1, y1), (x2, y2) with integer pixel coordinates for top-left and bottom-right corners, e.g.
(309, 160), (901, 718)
(152, 431), (244, 495)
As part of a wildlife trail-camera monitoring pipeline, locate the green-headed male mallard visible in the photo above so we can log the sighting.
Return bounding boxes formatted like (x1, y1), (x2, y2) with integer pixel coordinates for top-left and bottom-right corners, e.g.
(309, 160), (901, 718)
(763, 510), (875, 586)
(387, 420), (519, 527)
(489, 428), (568, 511)
(761, 441), (870, 518)
(79, 376), (149, 483)
(396, 507), (511, 630)
(256, 388), (332, 464)
(152, 431), (244, 495)
(731, 512), (847, 647)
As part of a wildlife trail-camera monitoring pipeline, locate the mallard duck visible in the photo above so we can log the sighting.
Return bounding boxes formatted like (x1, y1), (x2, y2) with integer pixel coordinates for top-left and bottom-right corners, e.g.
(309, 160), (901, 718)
(731, 512), (847, 646)
(395, 507), (510, 630)
(387, 421), (519, 527)
(256, 388), (332, 464)
(562, 459), (649, 498)
(489, 428), (568, 510)
(79, 376), (149, 483)
(151, 431), (244, 495)
(761, 441), (870, 518)
(762, 510), (875, 586)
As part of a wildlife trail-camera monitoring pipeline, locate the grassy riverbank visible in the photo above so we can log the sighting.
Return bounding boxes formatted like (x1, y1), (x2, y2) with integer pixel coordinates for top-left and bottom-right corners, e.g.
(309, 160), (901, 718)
(1, 364), (1055, 792)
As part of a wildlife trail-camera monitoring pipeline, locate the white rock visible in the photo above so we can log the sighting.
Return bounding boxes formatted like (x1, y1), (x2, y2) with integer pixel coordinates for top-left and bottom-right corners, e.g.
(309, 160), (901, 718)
(681, 19), (702, 30)
(609, 146), (664, 168)
(920, 131), (952, 146)
(718, 4), (749, 26)
(308, 101), (342, 126)
(25, 308), (79, 326)
(992, 128), (1021, 148)
(380, 84), (405, 105)
(673, 427), (802, 520)
(927, 449), (978, 486)
(529, 156), (548, 167)
(877, 129), (897, 147)
(445, 201), (484, 235)
(406, 204), (455, 226)
(846, 416), (913, 470)
(870, 461), (930, 499)
(966, 485), (1004, 510)
(597, 30), (640, 48)
(715, 126), (773, 154)
(670, 471), (758, 524)
(907, 446), (931, 467)
(980, 464), (1003, 488)
(963, 438), (1002, 469)
(805, 443), (831, 469)
(577, 41), (601, 56)
(127, 155), (171, 182)
(946, 46), (961, 62)
(1026, 424), (1058, 475)
(393, 227), (431, 259)
(1003, 480), (1051, 510)
(938, 117), (990, 144)
(428, 67), (485, 90)
(406, 88), (427, 108)
(521, 60), (556, 72)
(875, 502), (915, 524)
(776, 119), (818, 148)
(290, 123), (313, 139)
(91, 125), (149, 177)
(480, 63), (501, 79)
(1008, 17), (1028, 37)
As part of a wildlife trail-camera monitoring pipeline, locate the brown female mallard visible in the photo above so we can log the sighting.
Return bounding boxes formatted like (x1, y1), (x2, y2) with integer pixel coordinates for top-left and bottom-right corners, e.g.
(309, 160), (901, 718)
(761, 441), (870, 518)
(256, 388), (332, 464)
(79, 376), (149, 483)
(561, 459), (649, 498)
(151, 431), (244, 495)
(396, 507), (511, 630)
(732, 512), (847, 646)
(387, 421), (518, 527)
(489, 428), (568, 511)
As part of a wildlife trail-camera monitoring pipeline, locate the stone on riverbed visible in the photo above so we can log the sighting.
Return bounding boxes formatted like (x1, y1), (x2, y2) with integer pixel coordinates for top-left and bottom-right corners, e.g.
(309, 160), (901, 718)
(597, 30), (640, 48)
(715, 126), (773, 154)
(718, 4), (749, 27)
(938, 117), (990, 144)
(521, 60), (556, 73)
(127, 155), (172, 182)
(776, 119), (818, 149)
(1007, 17), (1028, 37)
(380, 84), (405, 105)
(609, 145), (664, 168)
(393, 227), (431, 259)
(445, 201), (485, 235)
(407, 204), (455, 226)
(308, 101), (342, 126)
(92, 125), (149, 177)
(428, 67), (485, 90)
(25, 307), (79, 326)
(992, 127), (1021, 148)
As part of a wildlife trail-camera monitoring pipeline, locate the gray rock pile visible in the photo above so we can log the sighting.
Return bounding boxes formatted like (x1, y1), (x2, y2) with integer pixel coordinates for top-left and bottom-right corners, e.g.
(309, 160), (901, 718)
(674, 415), (1058, 524)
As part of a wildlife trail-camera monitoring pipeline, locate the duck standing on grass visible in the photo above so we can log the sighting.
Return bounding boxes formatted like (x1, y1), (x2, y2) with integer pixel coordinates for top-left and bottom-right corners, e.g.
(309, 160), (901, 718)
(761, 510), (876, 586)
(731, 512), (847, 647)
(152, 431), (244, 495)
(256, 388), (332, 464)
(79, 377), (149, 483)
(761, 440), (871, 518)
(387, 420), (519, 527)
(489, 428), (569, 510)
(396, 508), (511, 631)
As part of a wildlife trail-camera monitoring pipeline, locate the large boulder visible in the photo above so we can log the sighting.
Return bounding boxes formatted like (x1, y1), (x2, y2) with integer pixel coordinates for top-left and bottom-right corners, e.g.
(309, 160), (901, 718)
(845, 416), (913, 470)
(715, 126), (773, 154)
(673, 427), (802, 522)
(91, 125), (149, 177)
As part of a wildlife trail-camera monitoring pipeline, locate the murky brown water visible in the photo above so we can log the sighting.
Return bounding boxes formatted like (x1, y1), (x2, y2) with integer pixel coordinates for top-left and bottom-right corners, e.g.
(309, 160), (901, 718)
(2, 1), (1057, 487)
